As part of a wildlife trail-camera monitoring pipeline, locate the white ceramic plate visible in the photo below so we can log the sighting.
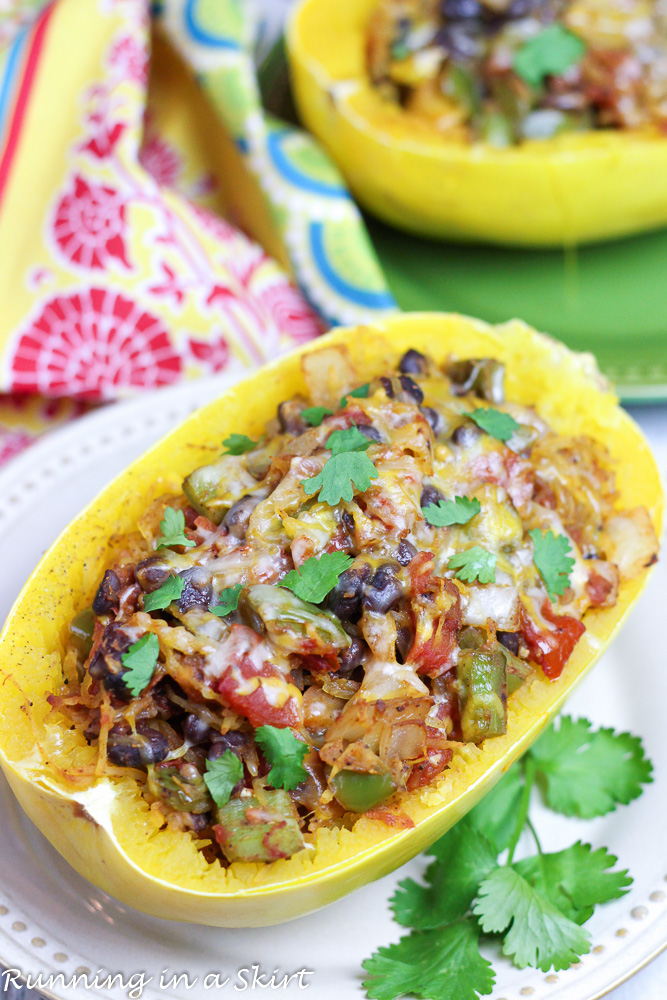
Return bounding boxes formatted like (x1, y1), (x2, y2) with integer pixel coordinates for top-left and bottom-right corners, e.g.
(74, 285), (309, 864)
(0, 382), (666, 1000)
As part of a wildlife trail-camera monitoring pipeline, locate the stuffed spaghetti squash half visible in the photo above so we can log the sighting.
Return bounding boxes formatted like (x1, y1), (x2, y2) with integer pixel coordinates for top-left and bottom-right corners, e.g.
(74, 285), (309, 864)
(0, 314), (661, 927)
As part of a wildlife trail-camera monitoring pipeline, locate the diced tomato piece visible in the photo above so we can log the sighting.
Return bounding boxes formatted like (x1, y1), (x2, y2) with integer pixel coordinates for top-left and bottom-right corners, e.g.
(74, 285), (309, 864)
(521, 603), (585, 680)
(214, 625), (301, 728)
(407, 554), (461, 677)
(407, 729), (453, 791)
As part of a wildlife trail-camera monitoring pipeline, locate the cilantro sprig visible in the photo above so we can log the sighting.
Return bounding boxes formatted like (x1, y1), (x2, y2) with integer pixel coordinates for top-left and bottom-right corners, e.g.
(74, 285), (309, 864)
(302, 406), (332, 427)
(156, 507), (196, 550)
(222, 433), (257, 455)
(362, 716), (652, 1000)
(281, 551), (353, 604)
(424, 496), (481, 528)
(121, 633), (160, 697)
(301, 427), (378, 505)
(209, 584), (243, 617)
(514, 24), (586, 89)
(255, 725), (309, 791)
(204, 750), (243, 808)
(143, 575), (185, 612)
(340, 383), (370, 408)
(469, 408), (520, 443)
(448, 546), (496, 584)
(530, 529), (575, 601)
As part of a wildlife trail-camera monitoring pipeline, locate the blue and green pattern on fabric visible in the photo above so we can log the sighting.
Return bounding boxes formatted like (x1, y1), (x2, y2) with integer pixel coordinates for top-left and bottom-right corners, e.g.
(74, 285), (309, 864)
(159, 0), (397, 327)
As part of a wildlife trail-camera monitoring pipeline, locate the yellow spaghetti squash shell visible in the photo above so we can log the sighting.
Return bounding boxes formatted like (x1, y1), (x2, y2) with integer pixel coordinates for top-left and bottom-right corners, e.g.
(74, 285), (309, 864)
(287, 0), (667, 246)
(0, 314), (662, 926)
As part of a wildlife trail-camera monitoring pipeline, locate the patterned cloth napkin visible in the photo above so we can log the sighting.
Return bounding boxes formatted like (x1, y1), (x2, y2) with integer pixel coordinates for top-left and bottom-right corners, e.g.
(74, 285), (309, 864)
(0, 0), (396, 465)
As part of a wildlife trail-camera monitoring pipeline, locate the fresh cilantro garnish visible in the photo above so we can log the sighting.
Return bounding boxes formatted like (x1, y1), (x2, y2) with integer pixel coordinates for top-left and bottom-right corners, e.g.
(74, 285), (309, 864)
(530, 529), (575, 601)
(302, 406), (333, 427)
(254, 725), (309, 790)
(326, 426), (371, 456)
(340, 383), (370, 408)
(424, 496), (481, 528)
(473, 867), (591, 972)
(362, 921), (495, 1000)
(121, 633), (160, 697)
(514, 843), (631, 925)
(529, 716), (653, 817)
(222, 433), (257, 455)
(302, 452), (378, 505)
(514, 24), (586, 89)
(281, 551), (354, 604)
(156, 507), (196, 550)
(209, 584), (243, 617)
(204, 750), (243, 807)
(362, 716), (652, 996)
(392, 819), (498, 930)
(448, 546), (496, 584)
(142, 575), (185, 612)
(469, 408), (520, 443)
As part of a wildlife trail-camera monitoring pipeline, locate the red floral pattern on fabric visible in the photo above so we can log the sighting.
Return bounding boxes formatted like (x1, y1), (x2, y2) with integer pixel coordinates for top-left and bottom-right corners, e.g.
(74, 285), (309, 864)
(188, 334), (230, 372)
(256, 282), (322, 343)
(9, 289), (182, 400)
(139, 135), (183, 188)
(108, 34), (147, 85)
(53, 175), (130, 270)
(81, 121), (126, 160)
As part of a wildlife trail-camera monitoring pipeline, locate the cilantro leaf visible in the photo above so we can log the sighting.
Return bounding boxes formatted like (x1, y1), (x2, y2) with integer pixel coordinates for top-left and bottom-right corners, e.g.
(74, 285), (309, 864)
(392, 818), (498, 929)
(514, 842), (631, 926)
(204, 750), (243, 807)
(142, 575), (185, 612)
(302, 451), (378, 505)
(121, 633), (160, 697)
(254, 725), (309, 790)
(514, 24), (586, 89)
(222, 433), (257, 455)
(529, 716), (653, 817)
(530, 529), (575, 601)
(473, 867), (590, 972)
(156, 507), (196, 550)
(469, 408), (520, 443)
(281, 551), (354, 604)
(362, 920), (495, 1000)
(327, 426), (371, 456)
(340, 383), (370, 409)
(302, 406), (333, 427)
(424, 495), (481, 528)
(209, 584), (243, 617)
(448, 546), (496, 584)
(467, 766), (524, 853)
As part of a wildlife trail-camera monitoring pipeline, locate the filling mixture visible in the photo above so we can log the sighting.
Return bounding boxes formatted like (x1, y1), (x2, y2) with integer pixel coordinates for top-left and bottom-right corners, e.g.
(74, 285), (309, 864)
(52, 345), (658, 865)
(367, 0), (667, 143)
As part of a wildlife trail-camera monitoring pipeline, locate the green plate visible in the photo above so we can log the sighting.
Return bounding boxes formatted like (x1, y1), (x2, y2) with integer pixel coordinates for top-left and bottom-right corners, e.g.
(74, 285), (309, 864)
(368, 219), (667, 404)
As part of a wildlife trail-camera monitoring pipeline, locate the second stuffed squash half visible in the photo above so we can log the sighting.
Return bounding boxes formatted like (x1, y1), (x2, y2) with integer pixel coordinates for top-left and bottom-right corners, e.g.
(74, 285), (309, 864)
(287, 0), (667, 247)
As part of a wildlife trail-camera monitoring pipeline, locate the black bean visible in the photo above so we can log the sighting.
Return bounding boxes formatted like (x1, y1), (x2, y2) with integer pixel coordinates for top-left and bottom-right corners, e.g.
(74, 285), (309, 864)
(399, 375), (424, 404)
(441, 0), (482, 18)
(207, 731), (247, 761)
(397, 539), (417, 566)
(338, 635), (368, 675)
(434, 23), (483, 59)
(184, 713), (215, 745)
(88, 622), (136, 700)
(277, 398), (308, 436)
(399, 349), (429, 376)
(178, 566), (213, 612)
(380, 376), (394, 399)
(452, 423), (482, 448)
(362, 563), (404, 615)
(92, 569), (121, 615)
(187, 812), (210, 832)
(421, 484), (444, 508)
(106, 725), (169, 768)
(395, 623), (414, 663)
(222, 495), (260, 541)
(328, 563), (372, 622)
(497, 631), (520, 656)
(136, 557), (171, 594)
(420, 405), (442, 434)
(357, 424), (382, 443)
